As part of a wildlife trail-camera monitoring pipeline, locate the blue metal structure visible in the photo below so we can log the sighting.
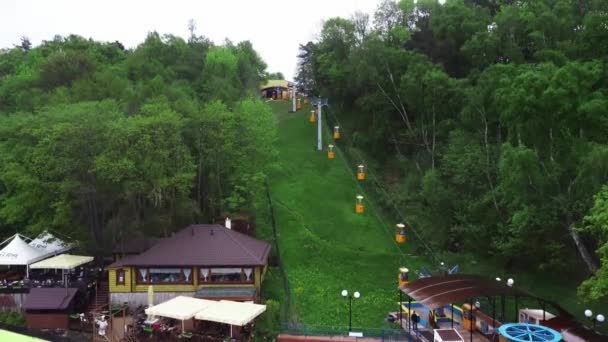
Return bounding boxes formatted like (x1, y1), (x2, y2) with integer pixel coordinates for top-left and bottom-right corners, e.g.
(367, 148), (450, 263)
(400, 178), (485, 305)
(498, 323), (562, 342)
(448, 264), (459, 274)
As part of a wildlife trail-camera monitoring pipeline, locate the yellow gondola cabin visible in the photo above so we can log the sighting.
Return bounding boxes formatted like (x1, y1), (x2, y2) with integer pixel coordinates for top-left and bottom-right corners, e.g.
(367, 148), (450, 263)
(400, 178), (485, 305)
(398, 267), (409, 287)
(327, 144), (335, 159)
(396, 223), (406, 243)
(355, 195), (364, 213)
(357, 164), (365, 181)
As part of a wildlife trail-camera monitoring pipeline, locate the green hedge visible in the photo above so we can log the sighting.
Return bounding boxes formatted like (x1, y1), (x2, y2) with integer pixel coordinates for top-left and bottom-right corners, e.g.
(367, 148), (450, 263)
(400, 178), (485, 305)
(0, 312), (25, 326)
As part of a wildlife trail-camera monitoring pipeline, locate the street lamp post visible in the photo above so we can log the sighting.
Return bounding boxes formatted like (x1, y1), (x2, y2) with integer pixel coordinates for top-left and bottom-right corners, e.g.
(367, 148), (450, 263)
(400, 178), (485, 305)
(341, 290), (360, 331)
(585, 309), (605, 330)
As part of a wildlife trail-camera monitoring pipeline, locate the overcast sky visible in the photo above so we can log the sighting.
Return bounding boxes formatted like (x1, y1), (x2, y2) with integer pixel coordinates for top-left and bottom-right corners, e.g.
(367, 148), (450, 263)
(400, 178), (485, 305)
(1, 0), (382, 80)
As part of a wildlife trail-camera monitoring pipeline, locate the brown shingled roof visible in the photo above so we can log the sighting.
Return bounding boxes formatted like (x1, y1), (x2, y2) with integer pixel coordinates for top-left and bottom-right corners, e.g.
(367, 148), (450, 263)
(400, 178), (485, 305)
(110, 224), (271, 268)
(23, 288), (78, 310)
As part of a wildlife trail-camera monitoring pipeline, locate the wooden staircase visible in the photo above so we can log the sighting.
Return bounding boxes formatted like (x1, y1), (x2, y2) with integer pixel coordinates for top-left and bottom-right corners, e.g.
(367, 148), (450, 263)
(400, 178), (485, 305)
(92, 281), (109, 312)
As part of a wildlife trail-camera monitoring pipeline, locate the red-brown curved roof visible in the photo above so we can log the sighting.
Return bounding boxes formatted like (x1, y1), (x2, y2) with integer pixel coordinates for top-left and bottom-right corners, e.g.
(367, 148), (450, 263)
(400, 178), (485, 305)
(401, 275), (607, 341)
(400, 274), (530, 310)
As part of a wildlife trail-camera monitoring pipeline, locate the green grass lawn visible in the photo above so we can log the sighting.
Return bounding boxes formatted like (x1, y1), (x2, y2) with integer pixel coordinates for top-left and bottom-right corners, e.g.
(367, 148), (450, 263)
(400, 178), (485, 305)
(0, 330), (47, 342)
(257, 100), (606, 332)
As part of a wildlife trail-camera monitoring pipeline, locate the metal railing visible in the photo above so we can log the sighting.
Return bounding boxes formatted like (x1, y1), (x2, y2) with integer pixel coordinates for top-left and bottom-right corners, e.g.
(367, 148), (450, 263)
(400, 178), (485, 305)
(280, 322), (412, 341)
(0, 278), (96, 294)
(264, 180), (292, 320)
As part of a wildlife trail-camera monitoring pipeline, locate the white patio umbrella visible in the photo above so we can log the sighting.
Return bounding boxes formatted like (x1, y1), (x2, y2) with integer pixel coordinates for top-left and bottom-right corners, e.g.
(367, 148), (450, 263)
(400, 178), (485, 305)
(147, 285), (154, 320)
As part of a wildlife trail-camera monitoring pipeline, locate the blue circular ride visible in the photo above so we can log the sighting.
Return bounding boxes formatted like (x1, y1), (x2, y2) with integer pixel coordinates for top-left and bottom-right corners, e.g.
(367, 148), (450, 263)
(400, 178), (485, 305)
(498, 323), (562, 342)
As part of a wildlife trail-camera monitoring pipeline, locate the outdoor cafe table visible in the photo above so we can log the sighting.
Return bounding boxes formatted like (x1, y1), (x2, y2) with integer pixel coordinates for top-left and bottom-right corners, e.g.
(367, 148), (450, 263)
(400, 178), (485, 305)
(144, 318), (158, 325)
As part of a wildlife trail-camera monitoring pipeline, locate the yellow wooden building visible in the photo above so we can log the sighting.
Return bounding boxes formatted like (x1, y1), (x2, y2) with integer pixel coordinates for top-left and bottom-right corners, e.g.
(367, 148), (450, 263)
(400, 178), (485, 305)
(107, 224), (271, 306)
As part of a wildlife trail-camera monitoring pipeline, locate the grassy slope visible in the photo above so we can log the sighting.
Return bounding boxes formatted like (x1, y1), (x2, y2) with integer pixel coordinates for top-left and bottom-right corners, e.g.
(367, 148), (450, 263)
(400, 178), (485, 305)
(259, 102), (432, 327)
(258, 100), (606, 330)
(259, 101), (424, 328)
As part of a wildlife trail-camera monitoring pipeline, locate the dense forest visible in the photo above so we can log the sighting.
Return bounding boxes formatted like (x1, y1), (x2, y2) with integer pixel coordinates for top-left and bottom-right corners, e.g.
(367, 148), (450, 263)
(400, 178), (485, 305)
(0, 32), (278, 254)
(1, 0), (608, 316)
(296, 0), (608, 303)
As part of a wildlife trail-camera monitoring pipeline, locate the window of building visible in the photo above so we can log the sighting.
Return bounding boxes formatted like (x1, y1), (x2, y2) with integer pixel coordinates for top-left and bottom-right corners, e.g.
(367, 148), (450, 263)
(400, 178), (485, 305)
(116, 269), (125, 285)
(210, 268), (241, 283)
(199, 267), (254, 284)
(136, 267), (193, 284)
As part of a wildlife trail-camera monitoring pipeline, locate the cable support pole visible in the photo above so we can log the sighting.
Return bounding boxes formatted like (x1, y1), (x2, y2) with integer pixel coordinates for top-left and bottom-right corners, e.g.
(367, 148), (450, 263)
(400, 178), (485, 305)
(317, 101), (323, 151)
(292, 83), (297, 113)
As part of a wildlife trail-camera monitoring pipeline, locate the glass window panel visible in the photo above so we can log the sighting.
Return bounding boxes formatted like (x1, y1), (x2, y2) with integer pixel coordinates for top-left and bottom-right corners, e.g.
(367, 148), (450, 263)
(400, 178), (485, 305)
(210, 268), (242, 283)
(149, 268), (183, 283)
(150, 268), (181, 273)
(117, 269), (125, 285)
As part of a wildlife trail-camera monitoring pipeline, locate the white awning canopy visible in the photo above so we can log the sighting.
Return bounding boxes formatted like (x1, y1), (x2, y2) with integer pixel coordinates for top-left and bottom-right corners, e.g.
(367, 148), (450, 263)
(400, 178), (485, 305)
(146, 296), (267, 326)
(0, 234), (45, 266)
(145, 296), (214, 321)
(29, 231), (72, 256)
(194, 300), (266, 326)
(29, 254), (94, 270)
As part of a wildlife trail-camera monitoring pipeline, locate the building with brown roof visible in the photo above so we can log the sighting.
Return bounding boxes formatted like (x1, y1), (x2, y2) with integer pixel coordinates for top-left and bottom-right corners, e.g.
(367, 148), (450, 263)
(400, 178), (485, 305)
(107, 224), (271, 307)
(23, 288), (78, 330)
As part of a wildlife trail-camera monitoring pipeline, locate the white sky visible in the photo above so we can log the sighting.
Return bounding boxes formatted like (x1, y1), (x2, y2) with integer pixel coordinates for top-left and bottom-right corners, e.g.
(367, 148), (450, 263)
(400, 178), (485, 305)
(0, 0), (382, 80)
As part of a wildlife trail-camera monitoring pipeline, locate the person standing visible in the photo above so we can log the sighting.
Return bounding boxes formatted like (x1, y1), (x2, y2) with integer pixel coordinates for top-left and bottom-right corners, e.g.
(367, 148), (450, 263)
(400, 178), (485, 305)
(411, 311), (419, 336)
(96, 315), (109, 340)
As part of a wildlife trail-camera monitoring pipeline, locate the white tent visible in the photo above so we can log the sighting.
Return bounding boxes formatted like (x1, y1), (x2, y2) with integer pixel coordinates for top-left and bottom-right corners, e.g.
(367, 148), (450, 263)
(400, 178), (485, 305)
(28, 231), (72, 256)
(0, 234), (45, 266)
(194, 300), (266, 326)
(145, 296), (213, 321)
(145, 296), (267, 335)
(145, 296), (214, 332)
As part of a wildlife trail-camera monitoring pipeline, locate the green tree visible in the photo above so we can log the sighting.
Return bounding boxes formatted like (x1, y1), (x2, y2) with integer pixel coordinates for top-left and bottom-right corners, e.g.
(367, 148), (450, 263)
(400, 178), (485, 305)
(299, 0), (608, 280)
(579, 186), (608, 301)
(0, 31), (273, 252)
(202, 47), (240, 103)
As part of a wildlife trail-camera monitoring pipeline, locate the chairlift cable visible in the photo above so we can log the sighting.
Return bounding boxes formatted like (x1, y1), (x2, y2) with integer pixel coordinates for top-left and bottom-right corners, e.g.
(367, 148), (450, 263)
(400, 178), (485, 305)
(320, 118), (407, 263)
(324, 107), (441, 265)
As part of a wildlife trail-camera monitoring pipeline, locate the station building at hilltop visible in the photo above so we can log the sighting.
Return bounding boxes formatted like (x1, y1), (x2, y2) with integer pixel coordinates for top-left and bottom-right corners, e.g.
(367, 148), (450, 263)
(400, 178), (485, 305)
(261, 79), (293, 99)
